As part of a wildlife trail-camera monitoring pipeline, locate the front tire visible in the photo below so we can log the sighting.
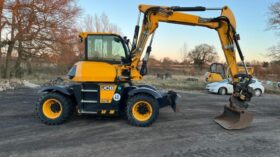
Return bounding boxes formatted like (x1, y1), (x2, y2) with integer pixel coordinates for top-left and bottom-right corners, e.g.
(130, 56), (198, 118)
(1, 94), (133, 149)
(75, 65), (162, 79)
(218, 87), (227, 95)
(126, 94), (159, 127)
(36, 92), (74, 125)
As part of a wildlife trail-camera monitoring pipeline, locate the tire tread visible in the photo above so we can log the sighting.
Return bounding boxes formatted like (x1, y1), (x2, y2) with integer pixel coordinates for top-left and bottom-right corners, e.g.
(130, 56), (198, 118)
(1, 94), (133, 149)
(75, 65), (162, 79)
(126, 94), (159, 127)
(35, 92), (74, 125)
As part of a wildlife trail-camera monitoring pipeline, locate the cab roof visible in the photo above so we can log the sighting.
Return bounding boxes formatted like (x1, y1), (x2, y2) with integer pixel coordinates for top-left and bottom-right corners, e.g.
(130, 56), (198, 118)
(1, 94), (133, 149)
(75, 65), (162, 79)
(79, 32), (121, 38)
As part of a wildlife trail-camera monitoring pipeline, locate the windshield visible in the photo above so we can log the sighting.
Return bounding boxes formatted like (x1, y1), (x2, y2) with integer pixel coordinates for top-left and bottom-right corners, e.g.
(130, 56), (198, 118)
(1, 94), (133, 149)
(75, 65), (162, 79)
(210, 63), (225, 78)
(86, 35), (126, 62)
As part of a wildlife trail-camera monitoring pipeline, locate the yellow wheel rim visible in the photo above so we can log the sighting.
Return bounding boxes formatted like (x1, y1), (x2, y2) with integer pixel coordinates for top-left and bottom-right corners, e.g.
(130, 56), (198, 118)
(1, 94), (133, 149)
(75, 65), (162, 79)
(42, 99), (63, 119)
(132, 101), (153, 122)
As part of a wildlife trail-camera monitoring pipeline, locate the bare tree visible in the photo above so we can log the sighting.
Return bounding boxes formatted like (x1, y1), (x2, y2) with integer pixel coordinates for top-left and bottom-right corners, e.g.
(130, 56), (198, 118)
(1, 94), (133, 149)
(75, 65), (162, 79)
(80, 13), (122, 34)
(268, 42), (280, 61)
(1, 0), (81, 78)
(267, 1), (280, 61)
(268, 1), (280, 31)
(180, 42), (188, 63)
(162, 57), (173, 68)
(1, 1), (124, 79)
(187, 43), (218, 69)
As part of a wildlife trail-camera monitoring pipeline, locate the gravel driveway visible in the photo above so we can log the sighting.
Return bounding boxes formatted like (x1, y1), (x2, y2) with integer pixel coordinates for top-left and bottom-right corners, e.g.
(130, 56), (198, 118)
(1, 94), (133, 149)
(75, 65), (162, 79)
(0, 88), (279, 157)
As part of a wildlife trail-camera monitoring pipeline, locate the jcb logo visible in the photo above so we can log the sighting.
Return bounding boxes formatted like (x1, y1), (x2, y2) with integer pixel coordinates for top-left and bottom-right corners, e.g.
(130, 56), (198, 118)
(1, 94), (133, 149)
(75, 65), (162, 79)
(102, 85), (114, 91)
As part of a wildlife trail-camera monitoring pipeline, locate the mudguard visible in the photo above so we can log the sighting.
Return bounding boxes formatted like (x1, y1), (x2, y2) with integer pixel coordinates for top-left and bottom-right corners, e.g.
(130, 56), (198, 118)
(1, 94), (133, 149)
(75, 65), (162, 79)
(127, 86), (161, 99)
(38, 86), (73, 96)
(136, 85), (157, 91)
(127, 86), (177, 111)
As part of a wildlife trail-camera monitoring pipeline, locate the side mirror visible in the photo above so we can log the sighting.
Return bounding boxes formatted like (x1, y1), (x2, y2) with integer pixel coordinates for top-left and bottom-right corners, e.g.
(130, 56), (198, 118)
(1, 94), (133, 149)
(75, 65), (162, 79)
(123, 36), (130, 44)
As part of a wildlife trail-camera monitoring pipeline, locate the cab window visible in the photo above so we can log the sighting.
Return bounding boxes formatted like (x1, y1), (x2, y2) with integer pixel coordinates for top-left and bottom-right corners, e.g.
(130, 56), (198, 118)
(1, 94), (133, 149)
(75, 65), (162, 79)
(86, 35), (126, 62)
(210, 63), (225, 78)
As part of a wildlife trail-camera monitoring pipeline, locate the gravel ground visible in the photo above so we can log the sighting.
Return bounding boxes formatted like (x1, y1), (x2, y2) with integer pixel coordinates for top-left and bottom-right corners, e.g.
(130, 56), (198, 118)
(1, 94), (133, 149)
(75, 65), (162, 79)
(0, 88), (279, 157)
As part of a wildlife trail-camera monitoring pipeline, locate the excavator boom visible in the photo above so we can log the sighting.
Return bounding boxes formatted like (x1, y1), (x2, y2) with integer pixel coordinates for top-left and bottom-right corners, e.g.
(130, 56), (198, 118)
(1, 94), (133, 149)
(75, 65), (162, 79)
(130, 4), (254, 129)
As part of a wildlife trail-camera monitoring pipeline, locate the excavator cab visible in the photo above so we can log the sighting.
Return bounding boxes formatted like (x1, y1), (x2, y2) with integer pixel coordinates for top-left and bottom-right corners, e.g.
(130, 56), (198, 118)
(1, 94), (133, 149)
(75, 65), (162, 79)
(206, 63), (255, 83)
(79, 33), (130, 64)
(210, 63), (226, 78)
(206, 63), (226, 82)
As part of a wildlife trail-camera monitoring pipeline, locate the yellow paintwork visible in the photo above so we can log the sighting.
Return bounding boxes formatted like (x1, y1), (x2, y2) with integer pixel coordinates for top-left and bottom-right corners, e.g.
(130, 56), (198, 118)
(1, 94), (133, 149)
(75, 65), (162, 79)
(42, 99), (62, 119)
(72, 62), (142, 82)
(132, 101), (153, 122)
(72, 61), (117, 82)
(109, 110), (115, 114)
(99, 84), (117, 103)
(101, 110), (106, 114)
(207, 73), (224, 83)
(130, 68), (142, 80)
(238, 67), (254, 75)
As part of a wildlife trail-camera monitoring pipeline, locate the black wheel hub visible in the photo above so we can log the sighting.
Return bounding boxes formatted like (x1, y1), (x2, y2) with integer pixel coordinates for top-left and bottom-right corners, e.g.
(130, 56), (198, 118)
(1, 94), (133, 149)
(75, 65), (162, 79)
(50, 103), (61, 113)
(137, 104), (149, 115)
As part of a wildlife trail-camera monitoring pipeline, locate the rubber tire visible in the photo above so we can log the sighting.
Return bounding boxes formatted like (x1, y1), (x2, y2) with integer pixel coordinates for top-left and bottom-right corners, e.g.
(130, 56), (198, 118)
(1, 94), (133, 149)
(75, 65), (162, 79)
(254, 89), (262, 97)
(126, 94), (159, 127)
(218, 87), (227, 95)
(36, 92), (74, 125)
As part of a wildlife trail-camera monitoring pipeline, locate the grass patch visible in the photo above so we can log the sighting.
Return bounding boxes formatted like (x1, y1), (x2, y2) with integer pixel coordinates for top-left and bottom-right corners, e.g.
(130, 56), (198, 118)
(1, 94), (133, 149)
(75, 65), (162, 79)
(265, 88), (280, 95)
(134, 75), (206, 91)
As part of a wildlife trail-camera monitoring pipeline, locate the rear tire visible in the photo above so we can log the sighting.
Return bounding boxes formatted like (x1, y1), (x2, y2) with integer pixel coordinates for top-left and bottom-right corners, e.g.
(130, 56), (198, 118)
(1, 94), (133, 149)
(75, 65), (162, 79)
(36, 92), (74, 125)
(254, 89), (262, 97)
(218, 87), (227, 95)
(126, 94), (159, 127)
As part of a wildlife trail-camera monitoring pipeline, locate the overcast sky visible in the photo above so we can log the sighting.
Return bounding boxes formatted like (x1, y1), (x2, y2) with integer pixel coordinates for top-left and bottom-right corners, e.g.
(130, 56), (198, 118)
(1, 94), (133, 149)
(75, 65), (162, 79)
(78, 0), (278, 62)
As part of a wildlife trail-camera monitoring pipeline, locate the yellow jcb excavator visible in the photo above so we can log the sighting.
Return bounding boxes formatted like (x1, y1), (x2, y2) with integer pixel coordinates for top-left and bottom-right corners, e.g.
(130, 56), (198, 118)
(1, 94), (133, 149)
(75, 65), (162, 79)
(36, 4), (254, 130)
(205, 62), (255, 83)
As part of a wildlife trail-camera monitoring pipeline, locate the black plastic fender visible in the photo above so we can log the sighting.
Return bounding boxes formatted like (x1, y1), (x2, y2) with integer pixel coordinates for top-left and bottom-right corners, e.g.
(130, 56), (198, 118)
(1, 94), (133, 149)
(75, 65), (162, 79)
(38, 86), (73, 96)
(136, 85), (157, 91)
(126, 85), (178, 111)
(127, 86), (162, 99)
